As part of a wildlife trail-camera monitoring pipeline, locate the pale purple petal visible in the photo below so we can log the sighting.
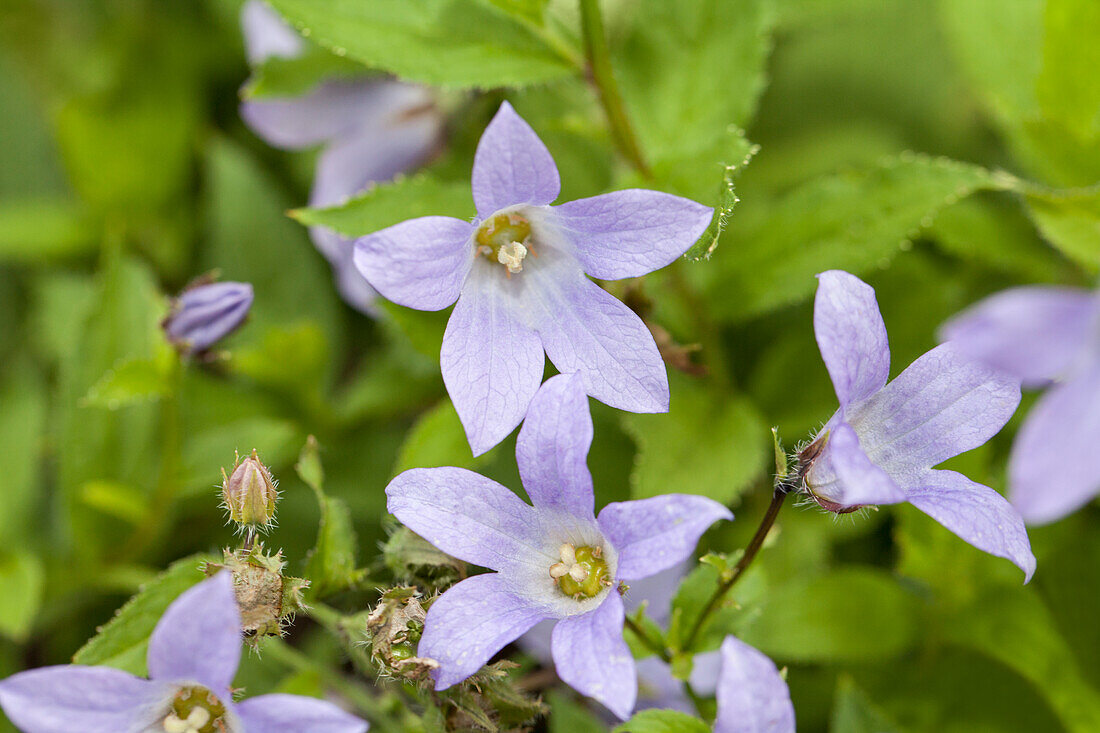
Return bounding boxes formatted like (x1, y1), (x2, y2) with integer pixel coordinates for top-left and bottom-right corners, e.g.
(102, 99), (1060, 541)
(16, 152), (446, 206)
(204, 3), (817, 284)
(420, 573), (548, 689)
(241, 0), (304, 65)
(806, 421), (907, 508)
(353, 216), (474, 311)
(164, 282), (253, 353)
(814, 270), (891, 408)
(551, 592), (636, 720)
(0, 666), (171, 733)
(848, 343), (1021, 478)
(550, 190), (712, 280)
(1009, 366), (1100, 525)
(714, 636), (795, 733)
(471, 102), (560, 217)
(941, 286), (1099, 387)
(147, 572), (241, 692)
(598, 495), (732, 581)
(241, 82), (404, 150)
(906, 470), (1036, 581)
(386, 467), (547, 573)
(236, 693), (368, 733)
(633, 657), (693, 713)
(687, 649), (722, 697)
(441, 263), (545, 455)
(516, 373), (594, 516)
(525, 249), (668, 413)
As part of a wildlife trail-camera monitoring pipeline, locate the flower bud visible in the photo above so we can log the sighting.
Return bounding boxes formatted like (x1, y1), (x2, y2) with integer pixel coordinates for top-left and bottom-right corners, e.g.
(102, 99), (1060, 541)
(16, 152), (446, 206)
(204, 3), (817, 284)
(221, 449), (279, 530)
(163, 280), (254, 355)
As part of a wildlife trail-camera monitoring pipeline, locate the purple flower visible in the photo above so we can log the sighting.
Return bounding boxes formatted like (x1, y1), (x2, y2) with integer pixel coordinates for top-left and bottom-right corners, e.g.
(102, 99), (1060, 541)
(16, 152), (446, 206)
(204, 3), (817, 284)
(941, 286), (1100, 525)
(163, 281), (254, 355)
(239, 2), (442, 314)
(354, 102), (713, 455)
(0, 572), (367, 733)
(385, 373), (731, 719)
(713, 636), (795, 733)
(802, 270), (1035, 580)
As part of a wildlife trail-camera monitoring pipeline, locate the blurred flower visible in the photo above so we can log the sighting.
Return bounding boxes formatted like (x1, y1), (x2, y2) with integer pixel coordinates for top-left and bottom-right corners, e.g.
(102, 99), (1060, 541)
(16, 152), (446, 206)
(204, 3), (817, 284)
(386, 374), (731, 719)
(800, 270), (1034, 580)
(941, 286), (1100, 525)
(355, 102), (713, 454)
(239, 1), (443, 314)
(163, 280), (253, 356)
(713, 635), (795, 733)
(0, 572), (367, 733)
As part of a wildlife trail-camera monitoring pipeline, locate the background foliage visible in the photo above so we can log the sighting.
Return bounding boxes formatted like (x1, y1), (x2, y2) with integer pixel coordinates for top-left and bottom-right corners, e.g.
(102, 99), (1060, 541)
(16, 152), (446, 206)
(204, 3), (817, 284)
(0, 0), (1098, 730)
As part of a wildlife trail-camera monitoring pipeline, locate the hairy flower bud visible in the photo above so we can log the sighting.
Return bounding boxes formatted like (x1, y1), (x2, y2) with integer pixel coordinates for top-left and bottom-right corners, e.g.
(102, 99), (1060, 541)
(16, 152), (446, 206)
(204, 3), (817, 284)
(222, 449), (279, 531)
(163, 280), (254, 356)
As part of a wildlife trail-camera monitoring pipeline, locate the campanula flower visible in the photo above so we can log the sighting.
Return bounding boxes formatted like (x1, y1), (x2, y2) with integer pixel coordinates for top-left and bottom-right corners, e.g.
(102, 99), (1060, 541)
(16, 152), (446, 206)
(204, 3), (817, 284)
(163, 281), (253, 356)
(239, 1), (442, 313)
(801, 270), (1035, 580)
(941, 285), (1100, 524)
(713, 635), (795, 733)
(0, 572), (367, 733)
(355, 102), (713, 454)
(386, 373), (731, 718)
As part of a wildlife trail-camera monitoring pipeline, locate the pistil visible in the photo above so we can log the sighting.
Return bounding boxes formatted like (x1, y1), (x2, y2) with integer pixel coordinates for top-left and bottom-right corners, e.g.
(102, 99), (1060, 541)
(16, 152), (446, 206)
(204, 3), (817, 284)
(549, 543), (611, 599)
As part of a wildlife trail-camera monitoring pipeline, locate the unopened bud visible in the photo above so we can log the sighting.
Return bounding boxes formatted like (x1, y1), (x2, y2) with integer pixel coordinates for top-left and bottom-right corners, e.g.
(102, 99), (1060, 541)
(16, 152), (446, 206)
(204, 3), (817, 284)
(222, 449), (278, 530)
(163, 279), (253, 356)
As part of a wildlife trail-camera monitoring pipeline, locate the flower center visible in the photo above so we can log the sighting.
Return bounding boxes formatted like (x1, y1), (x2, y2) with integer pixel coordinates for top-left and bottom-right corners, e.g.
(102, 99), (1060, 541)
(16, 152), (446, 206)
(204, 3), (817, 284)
(549, 543), (611, 599)
(162, 686), (229, 733)
(474, 212), (533, 275)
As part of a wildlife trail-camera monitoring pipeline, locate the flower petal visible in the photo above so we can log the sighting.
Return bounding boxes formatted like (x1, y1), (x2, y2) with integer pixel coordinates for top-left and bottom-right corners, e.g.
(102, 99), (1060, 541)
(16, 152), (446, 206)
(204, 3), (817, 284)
(353, 216), (474, 311)
(386, 467), (548, 573)
(442, 262), (545, 455)
(551, 592), (636, 720)
(806, 421), (907, 508)
(634, 657), (694, 714)
(550, 190), (712, 280)
(849, 343), (1021, 477)
(525, 249), (668, 413)
(241, 0), (304, 65)
(940, 286), (1099, 387)
(147, 572), (241, 692)
(516, 373), (594, 517)
(235, 693), (368, 733)
(598, 495), (732, 581)
(814, 270), (891, 408)
(241, 82), (402, 150)
(420, 573), (548, 690)
(906, 469), (1035, 581)
(471, 102), (560, 217)
(714, 636), (796, 733)
(0, 666), (170, 733)
(1009, 366), (1100, 525)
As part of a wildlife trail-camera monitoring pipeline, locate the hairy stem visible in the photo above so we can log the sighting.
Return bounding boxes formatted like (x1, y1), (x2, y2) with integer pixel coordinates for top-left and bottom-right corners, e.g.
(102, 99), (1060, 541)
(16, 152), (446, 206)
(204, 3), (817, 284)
(624, 615), (672, 663)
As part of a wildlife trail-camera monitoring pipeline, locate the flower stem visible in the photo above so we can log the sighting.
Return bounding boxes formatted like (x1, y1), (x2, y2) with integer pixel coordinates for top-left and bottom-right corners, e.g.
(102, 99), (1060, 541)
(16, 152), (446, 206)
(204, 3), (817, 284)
(578, 0), (651, 178)
(624, 615), (672, 663)
(681, 487), (789, 651)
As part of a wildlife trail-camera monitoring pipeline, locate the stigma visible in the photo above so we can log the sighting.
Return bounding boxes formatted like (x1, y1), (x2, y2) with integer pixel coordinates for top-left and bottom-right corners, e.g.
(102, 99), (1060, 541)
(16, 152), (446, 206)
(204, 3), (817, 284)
(549, 543), (612, 599)
(474, 212), (534, 274)
(162, 686), (228, 733)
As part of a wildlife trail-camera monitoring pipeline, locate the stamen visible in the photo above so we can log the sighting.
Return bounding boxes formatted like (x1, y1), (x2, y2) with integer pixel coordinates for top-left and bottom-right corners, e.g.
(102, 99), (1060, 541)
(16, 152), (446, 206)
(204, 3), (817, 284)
(551, 543), (610, 599)
(568, 564), (589, 582)
(497, 241), (527, 273)
(559, 543), (576, 565)
(549, 562), (569, 579)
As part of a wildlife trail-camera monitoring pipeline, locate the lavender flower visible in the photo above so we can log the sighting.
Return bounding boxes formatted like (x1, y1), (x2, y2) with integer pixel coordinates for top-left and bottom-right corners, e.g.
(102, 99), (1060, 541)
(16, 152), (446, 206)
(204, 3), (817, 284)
(941, 285), (1100, 525)
(163, 281), (253, 355)
(239, 1), (442, 314)
(386, 373), (731, 719)
(801, 270), (1035, 580)
(0, 572), (367, 733)
(713, 635), (795, 733)
(354, 102), (713, 455)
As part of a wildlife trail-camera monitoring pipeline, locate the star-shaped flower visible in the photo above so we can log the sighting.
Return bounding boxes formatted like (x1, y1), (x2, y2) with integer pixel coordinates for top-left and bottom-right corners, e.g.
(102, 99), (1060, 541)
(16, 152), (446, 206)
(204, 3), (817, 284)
(801, 270), (1035, 580)
(941, 284), (1100, 525)
(239, 1), (442, 314)
(713, 635), (795, 733)
(0, 572), (367, 733)
(354, 102), (713, 455)
(386, 373), (731, 719)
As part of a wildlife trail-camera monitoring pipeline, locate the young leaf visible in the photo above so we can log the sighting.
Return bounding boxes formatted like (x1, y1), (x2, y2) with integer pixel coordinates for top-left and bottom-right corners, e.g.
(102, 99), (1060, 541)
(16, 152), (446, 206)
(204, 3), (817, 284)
(0, 361), (46, 547)
(0, 552), (44, 642)
(395, 399), (484, 474)
(831, 675), (902, 733)
(82, 355), (172, 409)
(612, 709), (710, 733)
(298, 437), (364, 597)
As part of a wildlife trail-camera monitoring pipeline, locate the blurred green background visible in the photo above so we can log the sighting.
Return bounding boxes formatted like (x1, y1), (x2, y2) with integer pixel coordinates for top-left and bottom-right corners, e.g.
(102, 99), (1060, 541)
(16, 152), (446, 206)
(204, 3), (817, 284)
(0, 0), (1098, 731)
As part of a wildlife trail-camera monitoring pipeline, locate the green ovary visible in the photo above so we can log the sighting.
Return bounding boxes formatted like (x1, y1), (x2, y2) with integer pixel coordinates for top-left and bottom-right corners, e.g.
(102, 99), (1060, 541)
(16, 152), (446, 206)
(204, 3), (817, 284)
(556, 545), (610, 598)
(162, 686), (228, 733)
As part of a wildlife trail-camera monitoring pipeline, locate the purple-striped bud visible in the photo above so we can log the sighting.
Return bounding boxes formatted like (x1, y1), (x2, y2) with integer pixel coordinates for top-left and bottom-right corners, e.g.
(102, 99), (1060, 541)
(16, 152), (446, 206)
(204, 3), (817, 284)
(163, 280), (253, 355)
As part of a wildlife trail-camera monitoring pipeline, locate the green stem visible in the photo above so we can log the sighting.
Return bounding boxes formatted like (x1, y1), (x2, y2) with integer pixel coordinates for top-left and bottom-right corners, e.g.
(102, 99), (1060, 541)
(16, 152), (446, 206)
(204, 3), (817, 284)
(624, 616), (671, 663)
(578, 0), (651, 177)
(682, 488), (789, 651)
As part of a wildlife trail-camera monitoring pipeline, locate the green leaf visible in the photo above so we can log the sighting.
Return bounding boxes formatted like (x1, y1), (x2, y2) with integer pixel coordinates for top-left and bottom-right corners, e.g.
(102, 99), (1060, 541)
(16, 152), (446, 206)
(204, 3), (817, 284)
(243, 47), (370, 100)
(264, 0), (577, 88)
(622, 376), (768, 505)
(612, 709), (710, 733)
(1024, 187), (1100, 271)
(547, 691), (605, 733)
(831, 675), (902, 733)
(1036, 0), (1100, 141)
(739, 568), (920, 663)
(82, 355), (172, 409)
(0, 198), (95, 263)
(73, 554), (213, 674)
(0, 552), (44, 642)
(78, 481), (149, 525)
(395, 399), (482, 474)
(291, 174), (474, 239)
(0, 362), (47, 547)
(486, 0), (549, 24)
(298, 437), (364, 597)
(230, 321), (330, 392)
